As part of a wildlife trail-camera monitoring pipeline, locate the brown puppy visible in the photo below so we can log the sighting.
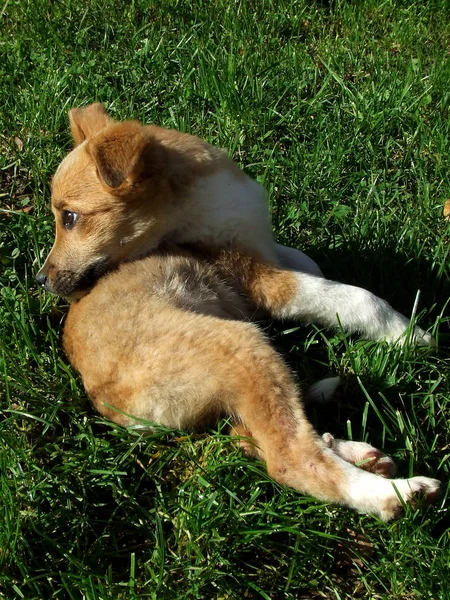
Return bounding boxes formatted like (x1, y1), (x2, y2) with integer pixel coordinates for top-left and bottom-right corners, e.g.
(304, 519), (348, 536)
(38, 105), (439, 519)
(63, 246), (440, 520)
(37, 103), (432, 344)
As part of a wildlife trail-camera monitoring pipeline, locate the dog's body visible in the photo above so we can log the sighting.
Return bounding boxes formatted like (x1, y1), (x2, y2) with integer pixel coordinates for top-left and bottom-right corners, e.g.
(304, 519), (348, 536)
(63, 247), (439, 520)
(37, 104), (439, 519)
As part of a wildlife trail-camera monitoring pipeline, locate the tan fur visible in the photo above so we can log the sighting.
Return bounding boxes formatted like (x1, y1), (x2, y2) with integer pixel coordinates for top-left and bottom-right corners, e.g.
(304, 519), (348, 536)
(39, 104), (236, 297)
(62, 249), (439, 519)
(212, 248), (299, 313)
(63, 251), (344, 505)
(37, 103), (433, 348)
(69, 102), (115, 146)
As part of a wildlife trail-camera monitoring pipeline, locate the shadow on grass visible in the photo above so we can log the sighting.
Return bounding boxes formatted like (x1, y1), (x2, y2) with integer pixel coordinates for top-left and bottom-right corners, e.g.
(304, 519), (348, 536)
(307, 241), (449, 322)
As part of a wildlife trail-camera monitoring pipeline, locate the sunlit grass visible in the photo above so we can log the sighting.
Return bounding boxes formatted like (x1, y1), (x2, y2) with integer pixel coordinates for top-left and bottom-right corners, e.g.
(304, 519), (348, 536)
(1, 0), (449, 598)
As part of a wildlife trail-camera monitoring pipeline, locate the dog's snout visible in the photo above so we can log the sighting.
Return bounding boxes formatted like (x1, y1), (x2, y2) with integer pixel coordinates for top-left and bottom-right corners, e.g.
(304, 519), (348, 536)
(36, 270), (49, 290)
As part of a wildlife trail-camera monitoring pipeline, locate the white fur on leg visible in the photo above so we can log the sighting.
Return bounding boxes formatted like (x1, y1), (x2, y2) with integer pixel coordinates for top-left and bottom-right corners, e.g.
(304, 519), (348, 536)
(325, 447), (440, 520)
(277, 273), (432, 345)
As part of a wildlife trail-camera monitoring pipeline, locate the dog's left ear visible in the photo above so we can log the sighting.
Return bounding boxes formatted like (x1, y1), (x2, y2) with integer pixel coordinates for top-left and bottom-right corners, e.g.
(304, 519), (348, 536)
(69, 103), (115, 146)
(86, 121), (163, 189)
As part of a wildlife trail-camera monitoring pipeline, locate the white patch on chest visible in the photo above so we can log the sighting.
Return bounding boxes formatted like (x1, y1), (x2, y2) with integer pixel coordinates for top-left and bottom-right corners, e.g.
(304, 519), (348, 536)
(174, 169), (277, 261)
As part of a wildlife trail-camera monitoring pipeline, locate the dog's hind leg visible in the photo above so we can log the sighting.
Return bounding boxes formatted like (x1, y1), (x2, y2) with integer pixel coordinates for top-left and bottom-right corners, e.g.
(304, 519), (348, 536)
(230, 423), (263, 459)
(231, 423), (396, 478)
(227, 352), (439, 519)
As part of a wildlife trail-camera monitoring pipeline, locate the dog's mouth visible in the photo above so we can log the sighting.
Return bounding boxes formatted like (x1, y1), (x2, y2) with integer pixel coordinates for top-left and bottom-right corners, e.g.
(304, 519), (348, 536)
(51, 258), (110, 298)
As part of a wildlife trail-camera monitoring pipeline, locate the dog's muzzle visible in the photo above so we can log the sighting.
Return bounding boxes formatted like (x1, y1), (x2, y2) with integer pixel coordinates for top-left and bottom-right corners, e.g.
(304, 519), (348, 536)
(36, 258), (110, 298)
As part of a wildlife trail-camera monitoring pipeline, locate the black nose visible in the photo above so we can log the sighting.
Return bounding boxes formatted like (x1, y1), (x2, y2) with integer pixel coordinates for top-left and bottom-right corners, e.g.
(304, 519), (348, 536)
(35, 271), (48, 289)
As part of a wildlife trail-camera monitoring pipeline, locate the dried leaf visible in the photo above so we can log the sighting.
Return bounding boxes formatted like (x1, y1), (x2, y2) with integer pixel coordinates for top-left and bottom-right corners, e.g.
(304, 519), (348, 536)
(443, 199), (450, 219)
(14, 136), (24, 151)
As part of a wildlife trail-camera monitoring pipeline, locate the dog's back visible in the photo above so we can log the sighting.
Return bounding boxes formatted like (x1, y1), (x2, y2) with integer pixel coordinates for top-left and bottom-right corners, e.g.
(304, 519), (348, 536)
(64, 249), (254, 428)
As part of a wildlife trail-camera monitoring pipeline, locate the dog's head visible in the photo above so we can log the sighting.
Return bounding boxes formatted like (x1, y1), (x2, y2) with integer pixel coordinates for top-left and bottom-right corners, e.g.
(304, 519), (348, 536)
(36, 103), (217, 298)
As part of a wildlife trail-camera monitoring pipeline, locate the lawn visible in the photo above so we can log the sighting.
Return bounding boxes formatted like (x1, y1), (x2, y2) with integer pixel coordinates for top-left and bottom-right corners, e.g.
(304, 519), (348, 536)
(1, 0), (449, 598)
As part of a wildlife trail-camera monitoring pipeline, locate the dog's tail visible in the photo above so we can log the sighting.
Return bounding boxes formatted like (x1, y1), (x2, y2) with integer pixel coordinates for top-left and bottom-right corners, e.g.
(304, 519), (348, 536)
(305, 376), (341, 404)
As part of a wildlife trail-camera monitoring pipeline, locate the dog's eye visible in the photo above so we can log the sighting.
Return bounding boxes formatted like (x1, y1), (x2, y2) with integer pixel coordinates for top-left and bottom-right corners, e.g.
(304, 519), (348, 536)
(62, 210), (79, 230)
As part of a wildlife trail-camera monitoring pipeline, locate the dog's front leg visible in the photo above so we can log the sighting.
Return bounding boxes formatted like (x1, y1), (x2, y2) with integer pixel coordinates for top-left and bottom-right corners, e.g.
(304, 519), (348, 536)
(272, 271), (432, 345)
(216, 252), (432, 344)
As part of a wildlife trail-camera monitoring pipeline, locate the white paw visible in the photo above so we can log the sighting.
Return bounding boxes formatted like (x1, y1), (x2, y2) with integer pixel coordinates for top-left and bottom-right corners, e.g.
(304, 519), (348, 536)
(322, 433), (396, 477)
(379, 476), (441, 521)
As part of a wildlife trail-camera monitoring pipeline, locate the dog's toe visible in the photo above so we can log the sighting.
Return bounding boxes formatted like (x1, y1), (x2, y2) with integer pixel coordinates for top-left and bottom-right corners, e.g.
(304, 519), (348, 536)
(322, 434), (396, 477)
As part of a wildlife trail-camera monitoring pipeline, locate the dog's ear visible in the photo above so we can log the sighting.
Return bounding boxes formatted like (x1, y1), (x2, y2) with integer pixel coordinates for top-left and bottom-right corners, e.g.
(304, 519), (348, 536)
(86, 121), (162, 189)
(69, 103), (115, 146)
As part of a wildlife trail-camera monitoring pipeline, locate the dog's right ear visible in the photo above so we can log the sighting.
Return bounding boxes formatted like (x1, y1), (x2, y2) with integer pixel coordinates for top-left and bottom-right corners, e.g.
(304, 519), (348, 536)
(86, 121), (163, 189)
(69, 103), (115, 146)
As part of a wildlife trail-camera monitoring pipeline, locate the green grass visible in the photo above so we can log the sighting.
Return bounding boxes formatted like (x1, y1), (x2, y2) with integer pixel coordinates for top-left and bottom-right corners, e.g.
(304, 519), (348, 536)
(1, 0), (449, 597)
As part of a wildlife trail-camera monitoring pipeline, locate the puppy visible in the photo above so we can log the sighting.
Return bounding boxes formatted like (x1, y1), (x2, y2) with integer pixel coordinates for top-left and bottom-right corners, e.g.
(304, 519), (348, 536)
(36, 103), (432, 344)
(62, 245), (440, 520)
(36, 105), (439, 518)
